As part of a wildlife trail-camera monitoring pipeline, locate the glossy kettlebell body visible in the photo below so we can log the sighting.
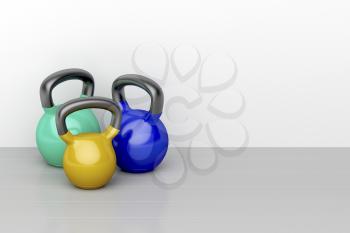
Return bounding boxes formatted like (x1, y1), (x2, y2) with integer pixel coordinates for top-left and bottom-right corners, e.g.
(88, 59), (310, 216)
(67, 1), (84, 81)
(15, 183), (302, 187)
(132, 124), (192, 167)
(112, 74), (169, 173)
(56, 97), (122, 189)
(36, 69), (100, 167)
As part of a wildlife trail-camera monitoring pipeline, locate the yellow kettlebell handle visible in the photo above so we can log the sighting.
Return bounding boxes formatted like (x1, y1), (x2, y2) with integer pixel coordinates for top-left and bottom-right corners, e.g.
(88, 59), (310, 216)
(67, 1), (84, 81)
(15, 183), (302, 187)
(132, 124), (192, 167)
(56, 97), (122, 143)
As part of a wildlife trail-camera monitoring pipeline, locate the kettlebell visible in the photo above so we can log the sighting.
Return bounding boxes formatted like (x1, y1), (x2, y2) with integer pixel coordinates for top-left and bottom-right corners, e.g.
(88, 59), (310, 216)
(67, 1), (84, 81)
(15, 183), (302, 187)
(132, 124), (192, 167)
(36, 69), (100, 167)
(111, 74), (169, 173)
(56, 97), (122, 189)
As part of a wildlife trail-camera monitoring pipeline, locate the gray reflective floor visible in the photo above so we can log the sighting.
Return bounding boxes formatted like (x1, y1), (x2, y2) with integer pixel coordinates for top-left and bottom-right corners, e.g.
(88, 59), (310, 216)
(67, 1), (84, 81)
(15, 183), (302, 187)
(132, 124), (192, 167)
(0, 148), (349, 233)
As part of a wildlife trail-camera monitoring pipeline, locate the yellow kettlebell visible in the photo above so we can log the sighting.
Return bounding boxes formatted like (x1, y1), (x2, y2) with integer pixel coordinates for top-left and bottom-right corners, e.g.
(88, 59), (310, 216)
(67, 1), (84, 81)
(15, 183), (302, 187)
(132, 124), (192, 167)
(56, 97), (122, 189)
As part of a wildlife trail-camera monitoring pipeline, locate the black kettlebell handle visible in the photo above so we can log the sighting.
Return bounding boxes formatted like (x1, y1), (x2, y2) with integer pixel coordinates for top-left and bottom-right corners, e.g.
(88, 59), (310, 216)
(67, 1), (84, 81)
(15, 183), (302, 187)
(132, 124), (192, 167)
(40, 68), (95, 108)
(56, 97), (122, 135)
(112, 74), (164, 115)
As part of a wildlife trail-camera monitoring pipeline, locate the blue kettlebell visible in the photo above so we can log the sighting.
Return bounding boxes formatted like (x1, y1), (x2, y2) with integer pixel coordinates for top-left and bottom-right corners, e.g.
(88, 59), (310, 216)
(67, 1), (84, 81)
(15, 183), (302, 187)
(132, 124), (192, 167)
(111, 74), (169, 173)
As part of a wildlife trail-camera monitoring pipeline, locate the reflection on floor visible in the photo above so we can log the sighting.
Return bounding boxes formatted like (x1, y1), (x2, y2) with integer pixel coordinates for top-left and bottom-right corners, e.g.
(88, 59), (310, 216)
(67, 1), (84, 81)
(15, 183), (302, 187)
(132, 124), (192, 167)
(0, 148), (349, 233)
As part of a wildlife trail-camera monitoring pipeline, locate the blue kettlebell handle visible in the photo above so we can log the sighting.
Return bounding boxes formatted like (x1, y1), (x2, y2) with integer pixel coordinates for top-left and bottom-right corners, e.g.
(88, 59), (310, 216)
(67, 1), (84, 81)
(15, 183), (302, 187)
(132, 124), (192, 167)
(111, 74), (164, 115)
(56, 97), (122, 136)
(40, 68), (95, 108)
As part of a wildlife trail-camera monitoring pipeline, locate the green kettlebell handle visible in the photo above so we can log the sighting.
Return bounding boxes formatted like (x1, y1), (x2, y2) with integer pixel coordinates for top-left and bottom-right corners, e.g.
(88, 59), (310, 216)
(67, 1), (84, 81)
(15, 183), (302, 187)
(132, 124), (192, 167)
(112, 74), (164, 115)
(56, 97), (122, 135)
(40, 68), (95, 108)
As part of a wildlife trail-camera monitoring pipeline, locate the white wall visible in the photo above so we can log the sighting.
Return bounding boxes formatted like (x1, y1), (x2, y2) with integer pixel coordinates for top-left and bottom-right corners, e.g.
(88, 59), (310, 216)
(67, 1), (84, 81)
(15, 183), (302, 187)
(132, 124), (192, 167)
(0, 0), (349, 147)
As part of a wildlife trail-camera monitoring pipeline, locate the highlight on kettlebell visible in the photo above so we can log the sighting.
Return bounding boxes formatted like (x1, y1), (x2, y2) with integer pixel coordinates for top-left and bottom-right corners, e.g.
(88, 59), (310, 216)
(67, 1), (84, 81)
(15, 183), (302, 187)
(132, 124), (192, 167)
(36, 69), (100, 167)
(56, 97), (122, 190)
(111, 74), (169, 173)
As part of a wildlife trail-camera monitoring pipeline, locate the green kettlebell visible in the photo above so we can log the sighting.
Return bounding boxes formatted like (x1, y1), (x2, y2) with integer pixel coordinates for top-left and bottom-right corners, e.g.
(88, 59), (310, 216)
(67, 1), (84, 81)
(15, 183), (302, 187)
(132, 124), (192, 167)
(36, 68), (101, 167)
